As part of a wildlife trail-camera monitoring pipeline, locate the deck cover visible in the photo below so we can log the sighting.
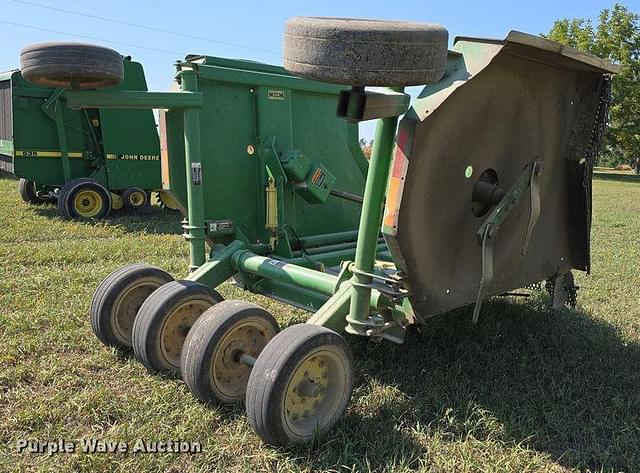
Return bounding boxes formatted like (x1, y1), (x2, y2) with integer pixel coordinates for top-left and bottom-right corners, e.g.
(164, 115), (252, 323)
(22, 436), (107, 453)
(383, 31), (616, 321)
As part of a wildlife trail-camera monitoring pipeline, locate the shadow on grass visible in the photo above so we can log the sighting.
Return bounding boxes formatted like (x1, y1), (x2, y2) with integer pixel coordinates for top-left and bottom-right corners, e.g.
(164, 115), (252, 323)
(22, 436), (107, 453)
(28, 200), (183, 235)
(1, 172), (182, 235)
(287, 297), (640, 471)
(593, 172), (640, 184)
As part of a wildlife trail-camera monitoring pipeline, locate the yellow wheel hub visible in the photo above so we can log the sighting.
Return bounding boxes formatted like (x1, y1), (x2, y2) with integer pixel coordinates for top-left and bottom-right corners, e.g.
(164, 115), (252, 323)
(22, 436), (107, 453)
(211, 318), (275, 400)
(284, 351), (339, 426)
(111, 277), (167, 345)
(73, 189), (102, 217)
(129, 191), (145, 207)
(160, 299), (211, 369)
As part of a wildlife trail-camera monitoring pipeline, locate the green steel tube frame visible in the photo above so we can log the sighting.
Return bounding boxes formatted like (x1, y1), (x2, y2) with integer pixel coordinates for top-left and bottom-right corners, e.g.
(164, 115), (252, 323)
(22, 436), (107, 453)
(66, 73), (410, 340)
(55, 102), (73, 182)
(347, 113), (400, 333)
(181, 70), (207, 269)
(192, 86), (410, 337)
(65, 68), (207, 269)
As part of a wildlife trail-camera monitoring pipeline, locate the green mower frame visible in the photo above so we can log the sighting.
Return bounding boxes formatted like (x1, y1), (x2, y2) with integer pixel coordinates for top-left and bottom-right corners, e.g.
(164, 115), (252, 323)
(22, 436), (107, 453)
(75, 18), (616, 446)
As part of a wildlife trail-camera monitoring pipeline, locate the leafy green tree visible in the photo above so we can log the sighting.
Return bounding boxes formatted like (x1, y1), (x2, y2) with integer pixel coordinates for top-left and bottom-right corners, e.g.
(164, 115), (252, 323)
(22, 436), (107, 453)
(545, 4), (640, 171)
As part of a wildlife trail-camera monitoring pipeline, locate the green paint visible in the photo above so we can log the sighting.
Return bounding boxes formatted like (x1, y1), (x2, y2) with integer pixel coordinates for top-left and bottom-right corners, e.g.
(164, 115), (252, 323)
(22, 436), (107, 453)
(348, 111), (401, 333)
(162, 56), (365, 249)
(4, 60), (161, 191)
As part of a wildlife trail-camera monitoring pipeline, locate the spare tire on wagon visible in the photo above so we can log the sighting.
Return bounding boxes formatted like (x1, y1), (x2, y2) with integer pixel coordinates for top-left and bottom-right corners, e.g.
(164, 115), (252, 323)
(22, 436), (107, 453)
(20, 42), (123, 89)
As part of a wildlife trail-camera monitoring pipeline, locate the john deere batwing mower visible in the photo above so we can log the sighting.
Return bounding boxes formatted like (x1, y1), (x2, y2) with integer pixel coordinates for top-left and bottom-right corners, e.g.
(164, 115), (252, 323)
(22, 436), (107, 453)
(54, 17), (615, 445)
(0, 43), (179, 220)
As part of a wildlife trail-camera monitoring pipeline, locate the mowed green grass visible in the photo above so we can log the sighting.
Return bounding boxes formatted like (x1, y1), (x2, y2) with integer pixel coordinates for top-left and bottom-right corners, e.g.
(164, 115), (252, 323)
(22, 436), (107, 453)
(0, 172), (639, 473)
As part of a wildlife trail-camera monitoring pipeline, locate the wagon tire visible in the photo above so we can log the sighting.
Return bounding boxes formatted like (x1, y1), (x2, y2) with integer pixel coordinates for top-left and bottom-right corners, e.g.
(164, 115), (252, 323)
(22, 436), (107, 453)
(132, 280), (224, 374)
(18, 179), (49, 204)
(246, 324), (354, 446)
(20, 42), (123, 89)
(57, 178), (112, 220)
(90, 264), (174, 349)
(181, 300), (280, 405)
(283, 17), (448, 86)
(122, 187), (149, 209)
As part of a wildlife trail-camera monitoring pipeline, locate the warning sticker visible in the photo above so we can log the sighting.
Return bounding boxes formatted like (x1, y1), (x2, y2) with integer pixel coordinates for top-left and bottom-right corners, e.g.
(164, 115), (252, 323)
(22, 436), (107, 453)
(311, 168), (326, 187)
(191, 162), (202, 185)
(268, 90), (285, 101)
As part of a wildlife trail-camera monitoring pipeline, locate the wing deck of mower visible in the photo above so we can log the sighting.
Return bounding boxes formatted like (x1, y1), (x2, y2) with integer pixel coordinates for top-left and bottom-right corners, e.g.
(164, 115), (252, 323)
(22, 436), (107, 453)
(383, 31), (617, 321)
(84, 20), (619, 446)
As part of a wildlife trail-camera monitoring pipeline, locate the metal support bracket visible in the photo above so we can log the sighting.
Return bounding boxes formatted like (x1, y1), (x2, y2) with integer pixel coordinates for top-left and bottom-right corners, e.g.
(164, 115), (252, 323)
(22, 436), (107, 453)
(472, 225), (494, 324)
(186, 240), (246, 287)
(337, 87), (410, 123)
(472, 160), (542, 323)
(42, 89), (73, 182)
(522, 161), (543, 255)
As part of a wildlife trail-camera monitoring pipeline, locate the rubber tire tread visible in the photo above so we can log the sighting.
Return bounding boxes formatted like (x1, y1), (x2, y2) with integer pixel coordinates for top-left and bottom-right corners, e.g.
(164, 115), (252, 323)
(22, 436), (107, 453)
(283, 17), (448, 86)
(20, 42), (123, 89)
(246, 324), (354, 446)
(90, 263), (174, 349)
(132, 280), (223, 374)
(181, 300), (280, 404)
(57, 177), (112, 220)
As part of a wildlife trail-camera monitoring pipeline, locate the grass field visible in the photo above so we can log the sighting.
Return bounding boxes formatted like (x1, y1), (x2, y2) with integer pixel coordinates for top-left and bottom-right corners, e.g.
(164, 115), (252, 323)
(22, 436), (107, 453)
(0, 172), (639, 472)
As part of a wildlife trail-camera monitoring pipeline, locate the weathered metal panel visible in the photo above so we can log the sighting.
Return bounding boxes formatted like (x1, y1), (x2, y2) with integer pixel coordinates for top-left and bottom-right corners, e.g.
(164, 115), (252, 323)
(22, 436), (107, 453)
(383, 31), (612, 321)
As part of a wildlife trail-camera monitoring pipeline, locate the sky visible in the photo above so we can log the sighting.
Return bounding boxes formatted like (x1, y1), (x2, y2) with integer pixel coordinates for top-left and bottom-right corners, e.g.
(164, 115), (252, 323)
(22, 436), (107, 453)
(1, 0), (637, 139)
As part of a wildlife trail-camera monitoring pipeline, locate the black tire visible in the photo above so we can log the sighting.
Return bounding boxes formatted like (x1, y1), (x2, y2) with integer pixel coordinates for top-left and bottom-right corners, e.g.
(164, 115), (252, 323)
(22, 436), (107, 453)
(283, 17), (448, 86)
(20, 42), (123, 90)
(122, 187), (149, 209)
(90, 264), (174, 349)
(18, 179), (48, 204)
(181, 300), (280, 405)
(132, 280), (224, 374)
(246, 324), (354, 446)
(57, 178), (112, 220)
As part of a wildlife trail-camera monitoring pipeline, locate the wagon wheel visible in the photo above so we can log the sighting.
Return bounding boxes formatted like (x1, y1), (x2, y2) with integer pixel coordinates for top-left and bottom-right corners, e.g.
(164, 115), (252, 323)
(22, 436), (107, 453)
(18, 179), (50, 204)
(20, 42), (123, 89)
(132, 280), (223, 374)
(181, 300), (280, 405)
(90, 264), (174, 349)
(122, 187), (149, 209)
(57, 177), (112, 220)
(246, 324), (354, 445)
(283, 17), (448, 86)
